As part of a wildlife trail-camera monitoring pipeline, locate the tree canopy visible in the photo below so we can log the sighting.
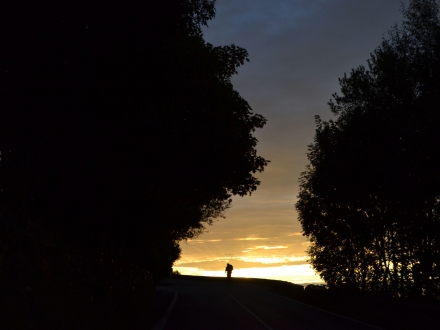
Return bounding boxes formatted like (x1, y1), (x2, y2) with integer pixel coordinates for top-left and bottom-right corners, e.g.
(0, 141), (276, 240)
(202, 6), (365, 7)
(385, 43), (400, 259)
(0, 0), (268, 276)
(296, 0), (440, 299)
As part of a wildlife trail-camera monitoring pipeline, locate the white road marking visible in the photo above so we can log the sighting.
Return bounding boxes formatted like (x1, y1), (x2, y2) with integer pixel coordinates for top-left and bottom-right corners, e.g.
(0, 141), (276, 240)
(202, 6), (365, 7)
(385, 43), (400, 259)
(152, 284), (179, 330)
(228, 293), (274, 330)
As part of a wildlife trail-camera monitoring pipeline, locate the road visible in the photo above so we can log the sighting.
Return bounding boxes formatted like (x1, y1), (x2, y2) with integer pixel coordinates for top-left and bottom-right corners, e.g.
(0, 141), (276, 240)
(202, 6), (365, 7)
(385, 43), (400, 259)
(155, 278), (382, 330)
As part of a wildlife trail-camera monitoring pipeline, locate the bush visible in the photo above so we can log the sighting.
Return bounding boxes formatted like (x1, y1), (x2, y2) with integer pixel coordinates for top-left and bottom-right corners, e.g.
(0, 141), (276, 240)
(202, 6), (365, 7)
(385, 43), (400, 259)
(0, 224), (155, 329)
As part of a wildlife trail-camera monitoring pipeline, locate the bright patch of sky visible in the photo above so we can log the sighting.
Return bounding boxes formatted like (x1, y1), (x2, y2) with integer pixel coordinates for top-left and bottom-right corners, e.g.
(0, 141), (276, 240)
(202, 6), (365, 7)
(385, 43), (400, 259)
(174, 264), (322, 284)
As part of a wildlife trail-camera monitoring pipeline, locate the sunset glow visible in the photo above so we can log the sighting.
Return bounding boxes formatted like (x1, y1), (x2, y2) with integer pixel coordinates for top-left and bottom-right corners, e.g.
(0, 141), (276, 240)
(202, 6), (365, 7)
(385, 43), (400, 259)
(174, 265), (322, 284)
(174, 0), (407, 286)
(174, 192), (323, 284)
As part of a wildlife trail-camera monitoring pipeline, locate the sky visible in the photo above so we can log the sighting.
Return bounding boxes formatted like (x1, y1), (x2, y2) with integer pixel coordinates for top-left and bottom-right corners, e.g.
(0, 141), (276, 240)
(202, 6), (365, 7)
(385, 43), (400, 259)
(174, 0), (410, 284)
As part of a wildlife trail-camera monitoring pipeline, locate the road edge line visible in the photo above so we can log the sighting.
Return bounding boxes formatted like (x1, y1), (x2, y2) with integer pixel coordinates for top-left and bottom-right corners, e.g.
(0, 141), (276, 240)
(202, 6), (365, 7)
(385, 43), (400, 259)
(228, 293), (274, 330)
(152, 283), (178, 330)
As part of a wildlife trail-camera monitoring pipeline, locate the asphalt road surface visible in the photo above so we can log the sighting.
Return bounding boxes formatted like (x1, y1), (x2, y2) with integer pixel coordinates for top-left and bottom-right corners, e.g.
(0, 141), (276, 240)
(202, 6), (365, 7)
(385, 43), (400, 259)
(156, 278), (382, 330)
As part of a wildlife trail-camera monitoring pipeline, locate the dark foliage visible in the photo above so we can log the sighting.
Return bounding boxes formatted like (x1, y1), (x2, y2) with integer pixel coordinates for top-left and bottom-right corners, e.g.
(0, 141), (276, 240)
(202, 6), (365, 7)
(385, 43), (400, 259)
(0, 225), (155, 329)
(0, 0), (267, 262)
(296, 0), (440, 299)
(0, 0), (268, 326)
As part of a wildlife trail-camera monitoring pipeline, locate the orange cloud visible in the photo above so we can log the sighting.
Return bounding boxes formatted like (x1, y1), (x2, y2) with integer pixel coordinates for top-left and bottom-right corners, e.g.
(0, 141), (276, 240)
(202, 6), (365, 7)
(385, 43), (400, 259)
(190, 239), (223, 244)
(246, 245), (288, 250)
(288, 232), (303, 236)
(235, 237), (269, 241)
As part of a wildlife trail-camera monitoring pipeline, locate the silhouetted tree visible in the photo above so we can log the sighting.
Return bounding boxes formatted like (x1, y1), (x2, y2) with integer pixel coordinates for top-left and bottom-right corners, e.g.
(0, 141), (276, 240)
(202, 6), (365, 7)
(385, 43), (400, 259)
(296, 0), (440, 298)
(0, 0), (268, 277)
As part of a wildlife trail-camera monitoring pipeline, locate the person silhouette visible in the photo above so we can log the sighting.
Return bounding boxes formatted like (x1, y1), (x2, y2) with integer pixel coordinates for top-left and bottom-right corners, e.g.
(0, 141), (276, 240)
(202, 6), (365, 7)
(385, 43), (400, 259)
(225, 263), (233, 282)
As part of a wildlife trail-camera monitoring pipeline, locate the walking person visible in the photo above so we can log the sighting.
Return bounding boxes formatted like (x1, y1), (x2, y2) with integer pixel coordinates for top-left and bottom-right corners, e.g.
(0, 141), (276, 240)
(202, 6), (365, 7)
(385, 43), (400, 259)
(225, 263), (233, 283)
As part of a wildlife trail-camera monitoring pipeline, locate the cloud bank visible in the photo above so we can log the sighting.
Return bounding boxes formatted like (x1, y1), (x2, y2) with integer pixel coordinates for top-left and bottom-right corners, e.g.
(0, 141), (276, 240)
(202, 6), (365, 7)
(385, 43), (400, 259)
(178, 0), (410, 284)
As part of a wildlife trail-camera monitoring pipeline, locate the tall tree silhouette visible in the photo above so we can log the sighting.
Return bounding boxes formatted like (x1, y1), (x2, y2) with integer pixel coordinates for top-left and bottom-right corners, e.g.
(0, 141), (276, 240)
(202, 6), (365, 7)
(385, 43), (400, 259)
(0, 0), (268, 274)
(296, 0), (440, 298)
